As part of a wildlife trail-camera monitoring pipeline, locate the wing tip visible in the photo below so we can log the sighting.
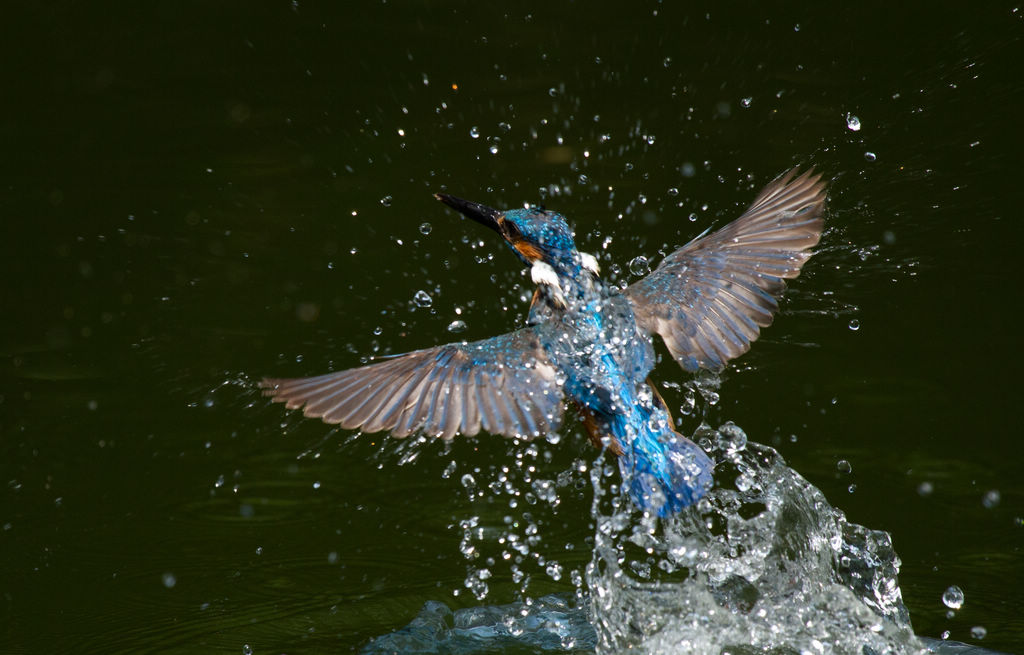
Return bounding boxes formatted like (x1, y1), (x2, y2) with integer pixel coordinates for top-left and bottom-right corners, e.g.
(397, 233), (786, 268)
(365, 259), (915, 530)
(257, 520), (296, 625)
(260, 377), (286, 399)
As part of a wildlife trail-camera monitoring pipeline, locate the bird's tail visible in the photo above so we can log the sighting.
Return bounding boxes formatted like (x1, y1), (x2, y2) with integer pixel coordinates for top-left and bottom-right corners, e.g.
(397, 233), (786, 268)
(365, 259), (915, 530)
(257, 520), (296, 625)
(615, 413), (714, 516)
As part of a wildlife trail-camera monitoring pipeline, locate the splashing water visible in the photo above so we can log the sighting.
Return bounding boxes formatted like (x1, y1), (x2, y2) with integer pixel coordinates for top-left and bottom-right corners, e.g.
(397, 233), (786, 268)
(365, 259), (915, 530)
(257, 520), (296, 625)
(366, 423), (934, 654)
(587, 423), (922, 654)
(364, 594), (595, 654)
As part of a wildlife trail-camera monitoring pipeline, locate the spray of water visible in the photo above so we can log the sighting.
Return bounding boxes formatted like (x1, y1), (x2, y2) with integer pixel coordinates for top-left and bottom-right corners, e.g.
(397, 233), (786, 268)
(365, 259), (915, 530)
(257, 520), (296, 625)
(365, 423), (929, 654)
(587, 422), (923, 654)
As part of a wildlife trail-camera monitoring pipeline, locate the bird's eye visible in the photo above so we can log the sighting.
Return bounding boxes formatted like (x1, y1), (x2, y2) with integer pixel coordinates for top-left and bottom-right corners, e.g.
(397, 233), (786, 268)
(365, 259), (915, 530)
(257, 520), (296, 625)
(503, 220), (523, 240)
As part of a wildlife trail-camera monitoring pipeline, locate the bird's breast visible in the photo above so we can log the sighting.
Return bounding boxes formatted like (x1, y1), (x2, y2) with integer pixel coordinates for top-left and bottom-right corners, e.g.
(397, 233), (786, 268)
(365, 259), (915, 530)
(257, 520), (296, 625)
(534, 297), (654, 416)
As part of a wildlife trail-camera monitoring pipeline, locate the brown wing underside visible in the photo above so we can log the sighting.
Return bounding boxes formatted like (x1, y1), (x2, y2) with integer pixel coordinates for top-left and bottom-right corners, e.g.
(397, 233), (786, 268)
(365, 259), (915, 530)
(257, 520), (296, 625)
(261, 328), (565, 440)
(624, 167), (827, 373)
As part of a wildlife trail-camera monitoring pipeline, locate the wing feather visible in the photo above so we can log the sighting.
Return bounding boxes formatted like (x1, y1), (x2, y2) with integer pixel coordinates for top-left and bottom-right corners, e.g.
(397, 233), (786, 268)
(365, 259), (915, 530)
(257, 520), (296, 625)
(625, 167), (826, 372)
(460, 371), (481, 437)
(262, 328), (564, 439)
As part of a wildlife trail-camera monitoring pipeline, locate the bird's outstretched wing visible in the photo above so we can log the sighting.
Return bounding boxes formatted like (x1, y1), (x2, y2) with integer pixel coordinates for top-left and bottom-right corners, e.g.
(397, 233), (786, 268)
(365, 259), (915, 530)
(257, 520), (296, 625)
(624, 167), (826, 372)
(261, 328), (564, 439)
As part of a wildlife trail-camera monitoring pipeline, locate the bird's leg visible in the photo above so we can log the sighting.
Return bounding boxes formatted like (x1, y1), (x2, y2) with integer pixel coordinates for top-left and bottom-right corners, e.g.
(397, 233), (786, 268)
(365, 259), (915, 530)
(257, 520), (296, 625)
(576, 403), (624, 456)
(646, 378), (675, 428)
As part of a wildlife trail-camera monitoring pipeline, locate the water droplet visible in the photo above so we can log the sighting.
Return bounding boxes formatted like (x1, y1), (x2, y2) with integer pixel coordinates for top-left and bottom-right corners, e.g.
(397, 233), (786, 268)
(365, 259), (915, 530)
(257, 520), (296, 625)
(545, 562), (563, 581)
(864, 151), (877, 162)
(917, 481), (934, 496)
(447, 319), (467, 333)
(836, 460), (852, 474)
(735, 473), (755, 492)
(628, 256), (650, 276)
(161, 572), (177, 589)
(489, 145), (499, 155)
(848, 319), (860, 331)
(715, 423), (748, 453)
(413, 290), (433, 307)
(243, 644), (254, 655)
(741, 97), (753, 108)
(971, 626), (987, 640)
(662, 56), (672, 67)
(419, 222), (432, 235)
(469, 126), (480, 139)
(846, 113), (862, 131)
(942, 585), (964, 610)
(460, 473), (476, 488)
(441, 460), (457, 479)
(982, 489), (1001, 508)
(667, 187), (679, 196)
(379, 195), (392, 207)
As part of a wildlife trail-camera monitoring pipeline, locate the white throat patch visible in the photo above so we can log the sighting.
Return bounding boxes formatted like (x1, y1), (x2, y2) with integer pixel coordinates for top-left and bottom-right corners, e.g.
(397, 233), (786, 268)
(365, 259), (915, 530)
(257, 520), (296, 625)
(579, 251), (600, 275)
(530, 260), (567, 308)
(530, 260), (560, 288)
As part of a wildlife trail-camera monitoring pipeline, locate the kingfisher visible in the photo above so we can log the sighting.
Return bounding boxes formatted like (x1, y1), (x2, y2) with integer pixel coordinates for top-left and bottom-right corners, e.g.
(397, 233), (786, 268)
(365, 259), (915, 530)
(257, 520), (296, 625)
(262, 168), (826, 516)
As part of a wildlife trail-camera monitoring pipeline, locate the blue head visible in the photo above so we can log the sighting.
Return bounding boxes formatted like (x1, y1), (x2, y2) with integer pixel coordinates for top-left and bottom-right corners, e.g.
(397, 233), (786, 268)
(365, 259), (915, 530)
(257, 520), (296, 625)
(435, 194), (579, 270)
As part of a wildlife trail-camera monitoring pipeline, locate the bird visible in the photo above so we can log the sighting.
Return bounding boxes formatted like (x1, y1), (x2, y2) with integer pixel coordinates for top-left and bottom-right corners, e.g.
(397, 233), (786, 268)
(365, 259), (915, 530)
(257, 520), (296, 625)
(261, 167), (826, 516)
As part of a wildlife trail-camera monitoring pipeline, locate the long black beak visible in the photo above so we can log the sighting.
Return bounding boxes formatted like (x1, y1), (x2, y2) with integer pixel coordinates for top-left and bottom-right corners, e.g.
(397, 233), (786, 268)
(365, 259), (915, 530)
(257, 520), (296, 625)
(434, 193), (502, 233)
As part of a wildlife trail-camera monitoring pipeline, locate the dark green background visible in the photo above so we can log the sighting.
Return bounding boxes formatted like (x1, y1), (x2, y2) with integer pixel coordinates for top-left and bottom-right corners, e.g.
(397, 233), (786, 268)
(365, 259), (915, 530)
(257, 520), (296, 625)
(3, 2), (1021, 653)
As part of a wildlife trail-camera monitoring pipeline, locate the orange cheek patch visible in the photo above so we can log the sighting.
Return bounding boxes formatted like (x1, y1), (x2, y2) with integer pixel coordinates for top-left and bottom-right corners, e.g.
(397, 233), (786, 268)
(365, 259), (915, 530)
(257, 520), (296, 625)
(514, 241), (544, 261)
